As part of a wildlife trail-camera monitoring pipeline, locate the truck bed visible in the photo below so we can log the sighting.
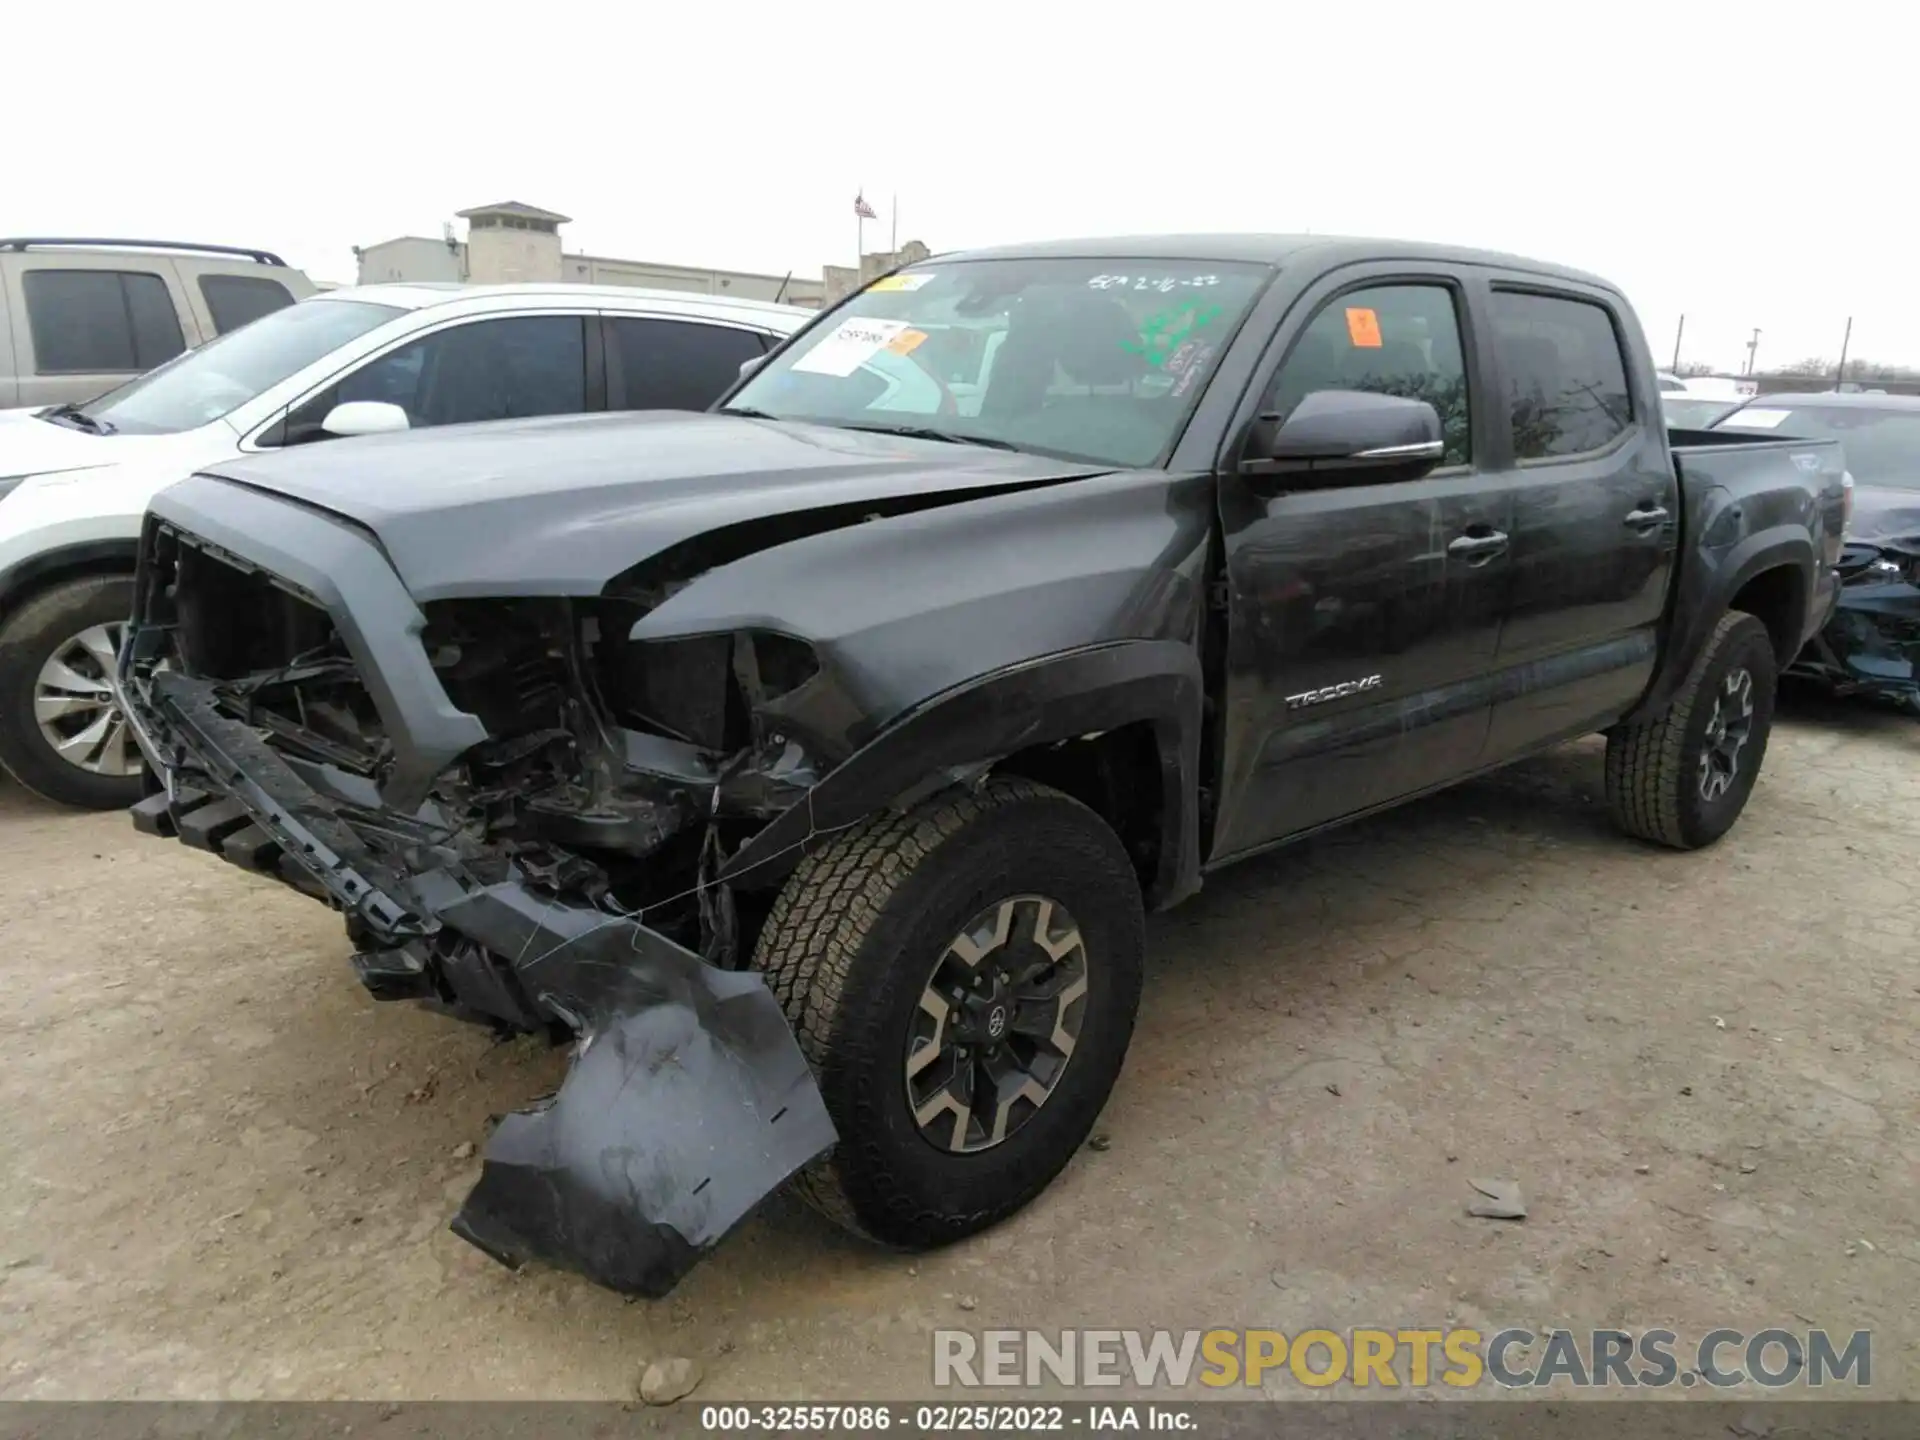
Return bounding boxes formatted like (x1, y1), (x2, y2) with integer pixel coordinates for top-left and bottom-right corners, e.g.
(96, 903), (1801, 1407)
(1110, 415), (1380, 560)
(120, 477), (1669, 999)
(1646, 428), (1849, 719)
(1669, 427), (1847, 507)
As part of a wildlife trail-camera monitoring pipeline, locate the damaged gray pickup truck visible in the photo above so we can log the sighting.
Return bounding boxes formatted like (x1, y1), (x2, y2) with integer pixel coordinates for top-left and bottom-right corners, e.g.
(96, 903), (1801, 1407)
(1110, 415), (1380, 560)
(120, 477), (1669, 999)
(118, 235), (1848, 1298)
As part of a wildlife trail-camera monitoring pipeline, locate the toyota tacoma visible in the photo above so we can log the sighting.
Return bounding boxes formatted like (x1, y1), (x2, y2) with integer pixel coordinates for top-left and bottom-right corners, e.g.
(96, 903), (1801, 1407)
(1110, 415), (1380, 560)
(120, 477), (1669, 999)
(118, 235), (1848, 1297)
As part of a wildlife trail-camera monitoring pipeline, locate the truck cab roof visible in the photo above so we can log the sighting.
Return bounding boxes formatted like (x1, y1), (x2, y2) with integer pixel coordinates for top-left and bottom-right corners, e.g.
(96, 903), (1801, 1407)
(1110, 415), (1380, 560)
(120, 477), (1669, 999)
(931, 233), (1620, 293)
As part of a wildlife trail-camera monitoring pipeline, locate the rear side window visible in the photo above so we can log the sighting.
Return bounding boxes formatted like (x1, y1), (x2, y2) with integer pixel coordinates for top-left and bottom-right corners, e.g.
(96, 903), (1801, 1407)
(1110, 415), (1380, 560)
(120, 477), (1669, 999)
(1491, 291), (1633, 460)
(23, 269), (186, 374)
(608, 318), (768, 411)
(199, 274), (295, 334)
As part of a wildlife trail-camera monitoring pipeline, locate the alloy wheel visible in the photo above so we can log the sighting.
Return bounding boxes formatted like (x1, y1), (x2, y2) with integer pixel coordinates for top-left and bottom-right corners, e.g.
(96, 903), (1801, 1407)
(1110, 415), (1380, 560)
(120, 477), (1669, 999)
(904, 894), (1090, 1153)
(33, 622), (139, 778)
(1697, 666), (1755, 803)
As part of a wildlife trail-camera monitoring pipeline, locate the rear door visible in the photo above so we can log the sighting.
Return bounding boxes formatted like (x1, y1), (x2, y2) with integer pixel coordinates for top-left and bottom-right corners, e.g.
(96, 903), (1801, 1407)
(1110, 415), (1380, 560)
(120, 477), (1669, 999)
(4, 253), (194, 407)
(1210, 268), (1512, 860)
(602, 315), (773, 411)
(1480, 284), (1678, 758)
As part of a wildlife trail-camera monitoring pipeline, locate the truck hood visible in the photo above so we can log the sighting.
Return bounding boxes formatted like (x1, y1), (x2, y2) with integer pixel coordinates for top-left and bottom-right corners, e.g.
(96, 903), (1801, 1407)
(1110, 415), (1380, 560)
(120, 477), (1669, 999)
(196, 410), (1117, 601)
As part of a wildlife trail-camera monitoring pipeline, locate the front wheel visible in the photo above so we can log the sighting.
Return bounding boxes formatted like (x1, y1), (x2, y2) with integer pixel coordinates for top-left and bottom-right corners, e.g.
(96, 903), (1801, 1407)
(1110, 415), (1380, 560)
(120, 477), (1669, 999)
(751, 778), (1145, 1249)
(0, 575), (146, 810)
(1605, 610), (1779, 849)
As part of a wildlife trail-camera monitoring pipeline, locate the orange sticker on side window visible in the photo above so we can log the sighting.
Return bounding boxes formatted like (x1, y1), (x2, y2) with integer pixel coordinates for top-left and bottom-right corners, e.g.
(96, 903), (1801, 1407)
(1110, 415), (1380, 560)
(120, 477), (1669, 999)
(886, 329), (928, 356)
(1345, 307), (1383, 348)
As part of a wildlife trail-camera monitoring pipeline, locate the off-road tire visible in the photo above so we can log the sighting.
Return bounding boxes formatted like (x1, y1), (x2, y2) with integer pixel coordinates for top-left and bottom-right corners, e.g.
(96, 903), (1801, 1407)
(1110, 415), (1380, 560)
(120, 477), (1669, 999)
(751, 777), (1145, 1249)
(1605, 610), (1778, 849)
(0, 575), (144, 810)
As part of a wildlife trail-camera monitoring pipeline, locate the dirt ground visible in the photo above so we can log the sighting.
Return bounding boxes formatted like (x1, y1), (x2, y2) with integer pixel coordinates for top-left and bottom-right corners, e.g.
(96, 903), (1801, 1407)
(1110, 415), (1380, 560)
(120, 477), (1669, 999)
(2, 685), (1916, 1403)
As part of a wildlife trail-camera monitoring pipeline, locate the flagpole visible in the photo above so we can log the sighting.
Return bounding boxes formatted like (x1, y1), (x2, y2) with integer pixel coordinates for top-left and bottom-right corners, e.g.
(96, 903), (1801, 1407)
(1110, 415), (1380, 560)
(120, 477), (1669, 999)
(891, 194), (898, 255)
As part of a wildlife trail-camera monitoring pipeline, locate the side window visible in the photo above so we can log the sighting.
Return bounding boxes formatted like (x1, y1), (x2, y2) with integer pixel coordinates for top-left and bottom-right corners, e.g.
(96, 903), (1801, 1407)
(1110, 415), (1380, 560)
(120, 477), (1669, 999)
(289, 316), (588, 438)
(1489, 291), (1633, 460)
(609, 319), (768, 411)
(1264, 283), (1470, 466)
(23, 269), (186, 374)
(200, 274), (296, 334)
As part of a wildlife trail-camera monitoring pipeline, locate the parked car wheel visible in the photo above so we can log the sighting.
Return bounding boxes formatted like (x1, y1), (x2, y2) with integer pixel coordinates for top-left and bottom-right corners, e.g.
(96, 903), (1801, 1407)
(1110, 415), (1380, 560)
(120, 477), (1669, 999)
(0, 575), (145, 810)
(752, 777), (1145, 1249)
(1604, 610), (1778, 850)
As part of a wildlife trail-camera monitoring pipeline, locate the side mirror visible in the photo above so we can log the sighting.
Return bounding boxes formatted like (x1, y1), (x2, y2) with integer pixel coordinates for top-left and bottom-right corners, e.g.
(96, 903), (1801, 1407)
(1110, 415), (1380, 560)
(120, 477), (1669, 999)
(321, 400), (411, 438)
(738, 354), (767, 379)
(1241, 389), (1444, 489)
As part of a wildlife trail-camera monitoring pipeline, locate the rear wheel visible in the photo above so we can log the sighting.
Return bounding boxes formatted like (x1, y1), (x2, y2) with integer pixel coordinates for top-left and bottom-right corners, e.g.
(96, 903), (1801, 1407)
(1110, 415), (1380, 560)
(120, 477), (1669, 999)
(0, 575), (145, 810)
(1605, 610), (1778, 849)
(751, 778), (1145, 1248)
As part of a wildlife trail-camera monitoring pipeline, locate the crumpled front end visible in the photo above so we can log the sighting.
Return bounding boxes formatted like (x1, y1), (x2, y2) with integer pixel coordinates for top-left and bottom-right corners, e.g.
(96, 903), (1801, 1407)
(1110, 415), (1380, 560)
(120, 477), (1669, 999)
(116, 481), (837, 1298)
(1789, 538), (1920, 710)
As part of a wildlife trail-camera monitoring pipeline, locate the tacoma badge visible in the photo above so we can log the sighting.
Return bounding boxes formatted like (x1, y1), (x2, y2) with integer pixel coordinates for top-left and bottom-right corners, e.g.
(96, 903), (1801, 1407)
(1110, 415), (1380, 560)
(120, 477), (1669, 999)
(1284, 674), (1383, 710)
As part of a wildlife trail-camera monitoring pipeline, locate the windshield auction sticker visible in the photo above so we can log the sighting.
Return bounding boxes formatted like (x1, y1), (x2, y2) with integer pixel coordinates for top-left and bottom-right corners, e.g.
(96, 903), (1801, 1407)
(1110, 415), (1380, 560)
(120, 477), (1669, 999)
(791, 317), (915, 377)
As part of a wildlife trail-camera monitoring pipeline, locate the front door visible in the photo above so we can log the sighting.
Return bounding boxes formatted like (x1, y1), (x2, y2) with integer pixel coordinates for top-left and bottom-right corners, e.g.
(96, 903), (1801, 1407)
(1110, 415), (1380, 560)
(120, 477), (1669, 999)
(267, 313), (597, 446)
(1211, 276), (1512, 861)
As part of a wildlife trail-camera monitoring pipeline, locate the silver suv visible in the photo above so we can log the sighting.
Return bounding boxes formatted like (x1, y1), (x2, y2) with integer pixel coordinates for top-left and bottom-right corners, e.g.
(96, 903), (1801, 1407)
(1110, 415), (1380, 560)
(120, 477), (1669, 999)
(0, 238), (317, 409)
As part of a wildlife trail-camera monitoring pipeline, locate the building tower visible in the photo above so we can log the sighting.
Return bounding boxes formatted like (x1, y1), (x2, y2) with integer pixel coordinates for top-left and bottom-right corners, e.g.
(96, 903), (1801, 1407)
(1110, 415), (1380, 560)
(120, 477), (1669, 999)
(456, 201), (571, 284)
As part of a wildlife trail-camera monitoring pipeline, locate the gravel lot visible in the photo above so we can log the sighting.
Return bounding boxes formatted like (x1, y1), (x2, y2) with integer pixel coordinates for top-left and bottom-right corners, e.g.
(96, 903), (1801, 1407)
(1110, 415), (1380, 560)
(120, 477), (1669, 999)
(3, 686), (1916, 1402)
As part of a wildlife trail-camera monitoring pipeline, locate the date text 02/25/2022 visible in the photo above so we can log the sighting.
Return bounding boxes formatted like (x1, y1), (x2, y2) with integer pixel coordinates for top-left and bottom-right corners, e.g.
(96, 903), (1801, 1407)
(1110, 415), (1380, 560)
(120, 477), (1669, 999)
(698, 1403), (1195, 1431)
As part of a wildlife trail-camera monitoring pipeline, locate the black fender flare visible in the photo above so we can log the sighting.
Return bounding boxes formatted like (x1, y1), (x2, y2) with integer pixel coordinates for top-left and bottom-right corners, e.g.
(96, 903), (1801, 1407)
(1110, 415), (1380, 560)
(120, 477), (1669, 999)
(0, 538), (139, 622)
(1628, 525), (1813, 724)
(717, 639), (1205, 909)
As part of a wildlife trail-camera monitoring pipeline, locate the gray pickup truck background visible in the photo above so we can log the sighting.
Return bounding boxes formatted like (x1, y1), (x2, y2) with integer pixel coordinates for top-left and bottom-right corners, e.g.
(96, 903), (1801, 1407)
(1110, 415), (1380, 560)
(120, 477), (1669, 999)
(115, 235), (1847, 1298)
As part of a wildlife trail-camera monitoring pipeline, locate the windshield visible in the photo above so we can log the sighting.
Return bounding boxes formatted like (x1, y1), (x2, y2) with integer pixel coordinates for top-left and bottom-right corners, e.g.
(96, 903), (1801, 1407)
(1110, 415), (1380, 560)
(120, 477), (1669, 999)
(1662, 396), (1739, 428)
(76, 299), (403, 435)
(1713, 403), (1920, 491)
(729, 257), (1273, 467)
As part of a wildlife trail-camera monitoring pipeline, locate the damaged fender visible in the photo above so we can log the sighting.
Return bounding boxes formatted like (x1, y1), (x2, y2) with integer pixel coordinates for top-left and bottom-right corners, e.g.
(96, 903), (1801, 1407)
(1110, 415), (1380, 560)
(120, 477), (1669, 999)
(718, 639), (1206, 908)
(1787, 488), (1920, 707)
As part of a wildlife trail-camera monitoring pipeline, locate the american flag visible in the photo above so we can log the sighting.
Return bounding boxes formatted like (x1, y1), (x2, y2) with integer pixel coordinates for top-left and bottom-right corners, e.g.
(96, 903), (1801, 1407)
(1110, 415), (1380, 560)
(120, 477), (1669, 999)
(853, 193), (878, 220)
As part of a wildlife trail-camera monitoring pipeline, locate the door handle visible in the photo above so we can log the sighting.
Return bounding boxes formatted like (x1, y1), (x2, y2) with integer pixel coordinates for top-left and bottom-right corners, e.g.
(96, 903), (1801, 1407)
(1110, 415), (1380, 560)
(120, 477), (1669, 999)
(1448, 529), (1509, 560)
(1624, 505), (1670, 530)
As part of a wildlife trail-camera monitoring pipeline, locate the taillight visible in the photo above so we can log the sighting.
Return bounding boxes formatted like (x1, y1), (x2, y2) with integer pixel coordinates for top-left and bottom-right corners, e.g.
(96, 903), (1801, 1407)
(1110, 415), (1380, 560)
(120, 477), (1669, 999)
(1842, 469), (1855, 529)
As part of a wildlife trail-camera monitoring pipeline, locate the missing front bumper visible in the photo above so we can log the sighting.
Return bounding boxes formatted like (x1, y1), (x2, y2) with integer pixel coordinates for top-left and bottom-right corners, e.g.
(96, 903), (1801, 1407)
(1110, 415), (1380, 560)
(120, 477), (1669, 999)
(123, 669), (836, 1298)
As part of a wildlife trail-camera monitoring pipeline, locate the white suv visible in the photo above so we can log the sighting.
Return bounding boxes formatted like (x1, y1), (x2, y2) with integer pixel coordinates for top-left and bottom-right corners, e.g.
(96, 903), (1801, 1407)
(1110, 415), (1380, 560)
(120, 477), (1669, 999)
(0, 282), (810, 807)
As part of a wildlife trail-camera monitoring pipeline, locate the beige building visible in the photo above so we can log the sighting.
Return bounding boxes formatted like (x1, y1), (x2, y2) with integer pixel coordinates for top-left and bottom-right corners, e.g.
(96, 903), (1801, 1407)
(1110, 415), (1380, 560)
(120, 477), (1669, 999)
(822, 240), (934, 305)
(353, 201), (831, 307)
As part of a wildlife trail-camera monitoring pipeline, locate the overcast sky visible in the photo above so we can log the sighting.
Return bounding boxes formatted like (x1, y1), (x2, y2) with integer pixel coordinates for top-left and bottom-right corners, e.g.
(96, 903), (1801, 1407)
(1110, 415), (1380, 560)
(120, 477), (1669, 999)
(10, 1), (1906, 373)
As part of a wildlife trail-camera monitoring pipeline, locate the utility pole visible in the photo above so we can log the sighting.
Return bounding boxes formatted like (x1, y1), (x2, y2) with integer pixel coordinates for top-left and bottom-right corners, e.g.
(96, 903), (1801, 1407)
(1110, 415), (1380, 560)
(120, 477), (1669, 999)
(1743, 327), (1762, 377)
(1835, 317), (1854, 392)
(1671, 314), (1685, 372)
